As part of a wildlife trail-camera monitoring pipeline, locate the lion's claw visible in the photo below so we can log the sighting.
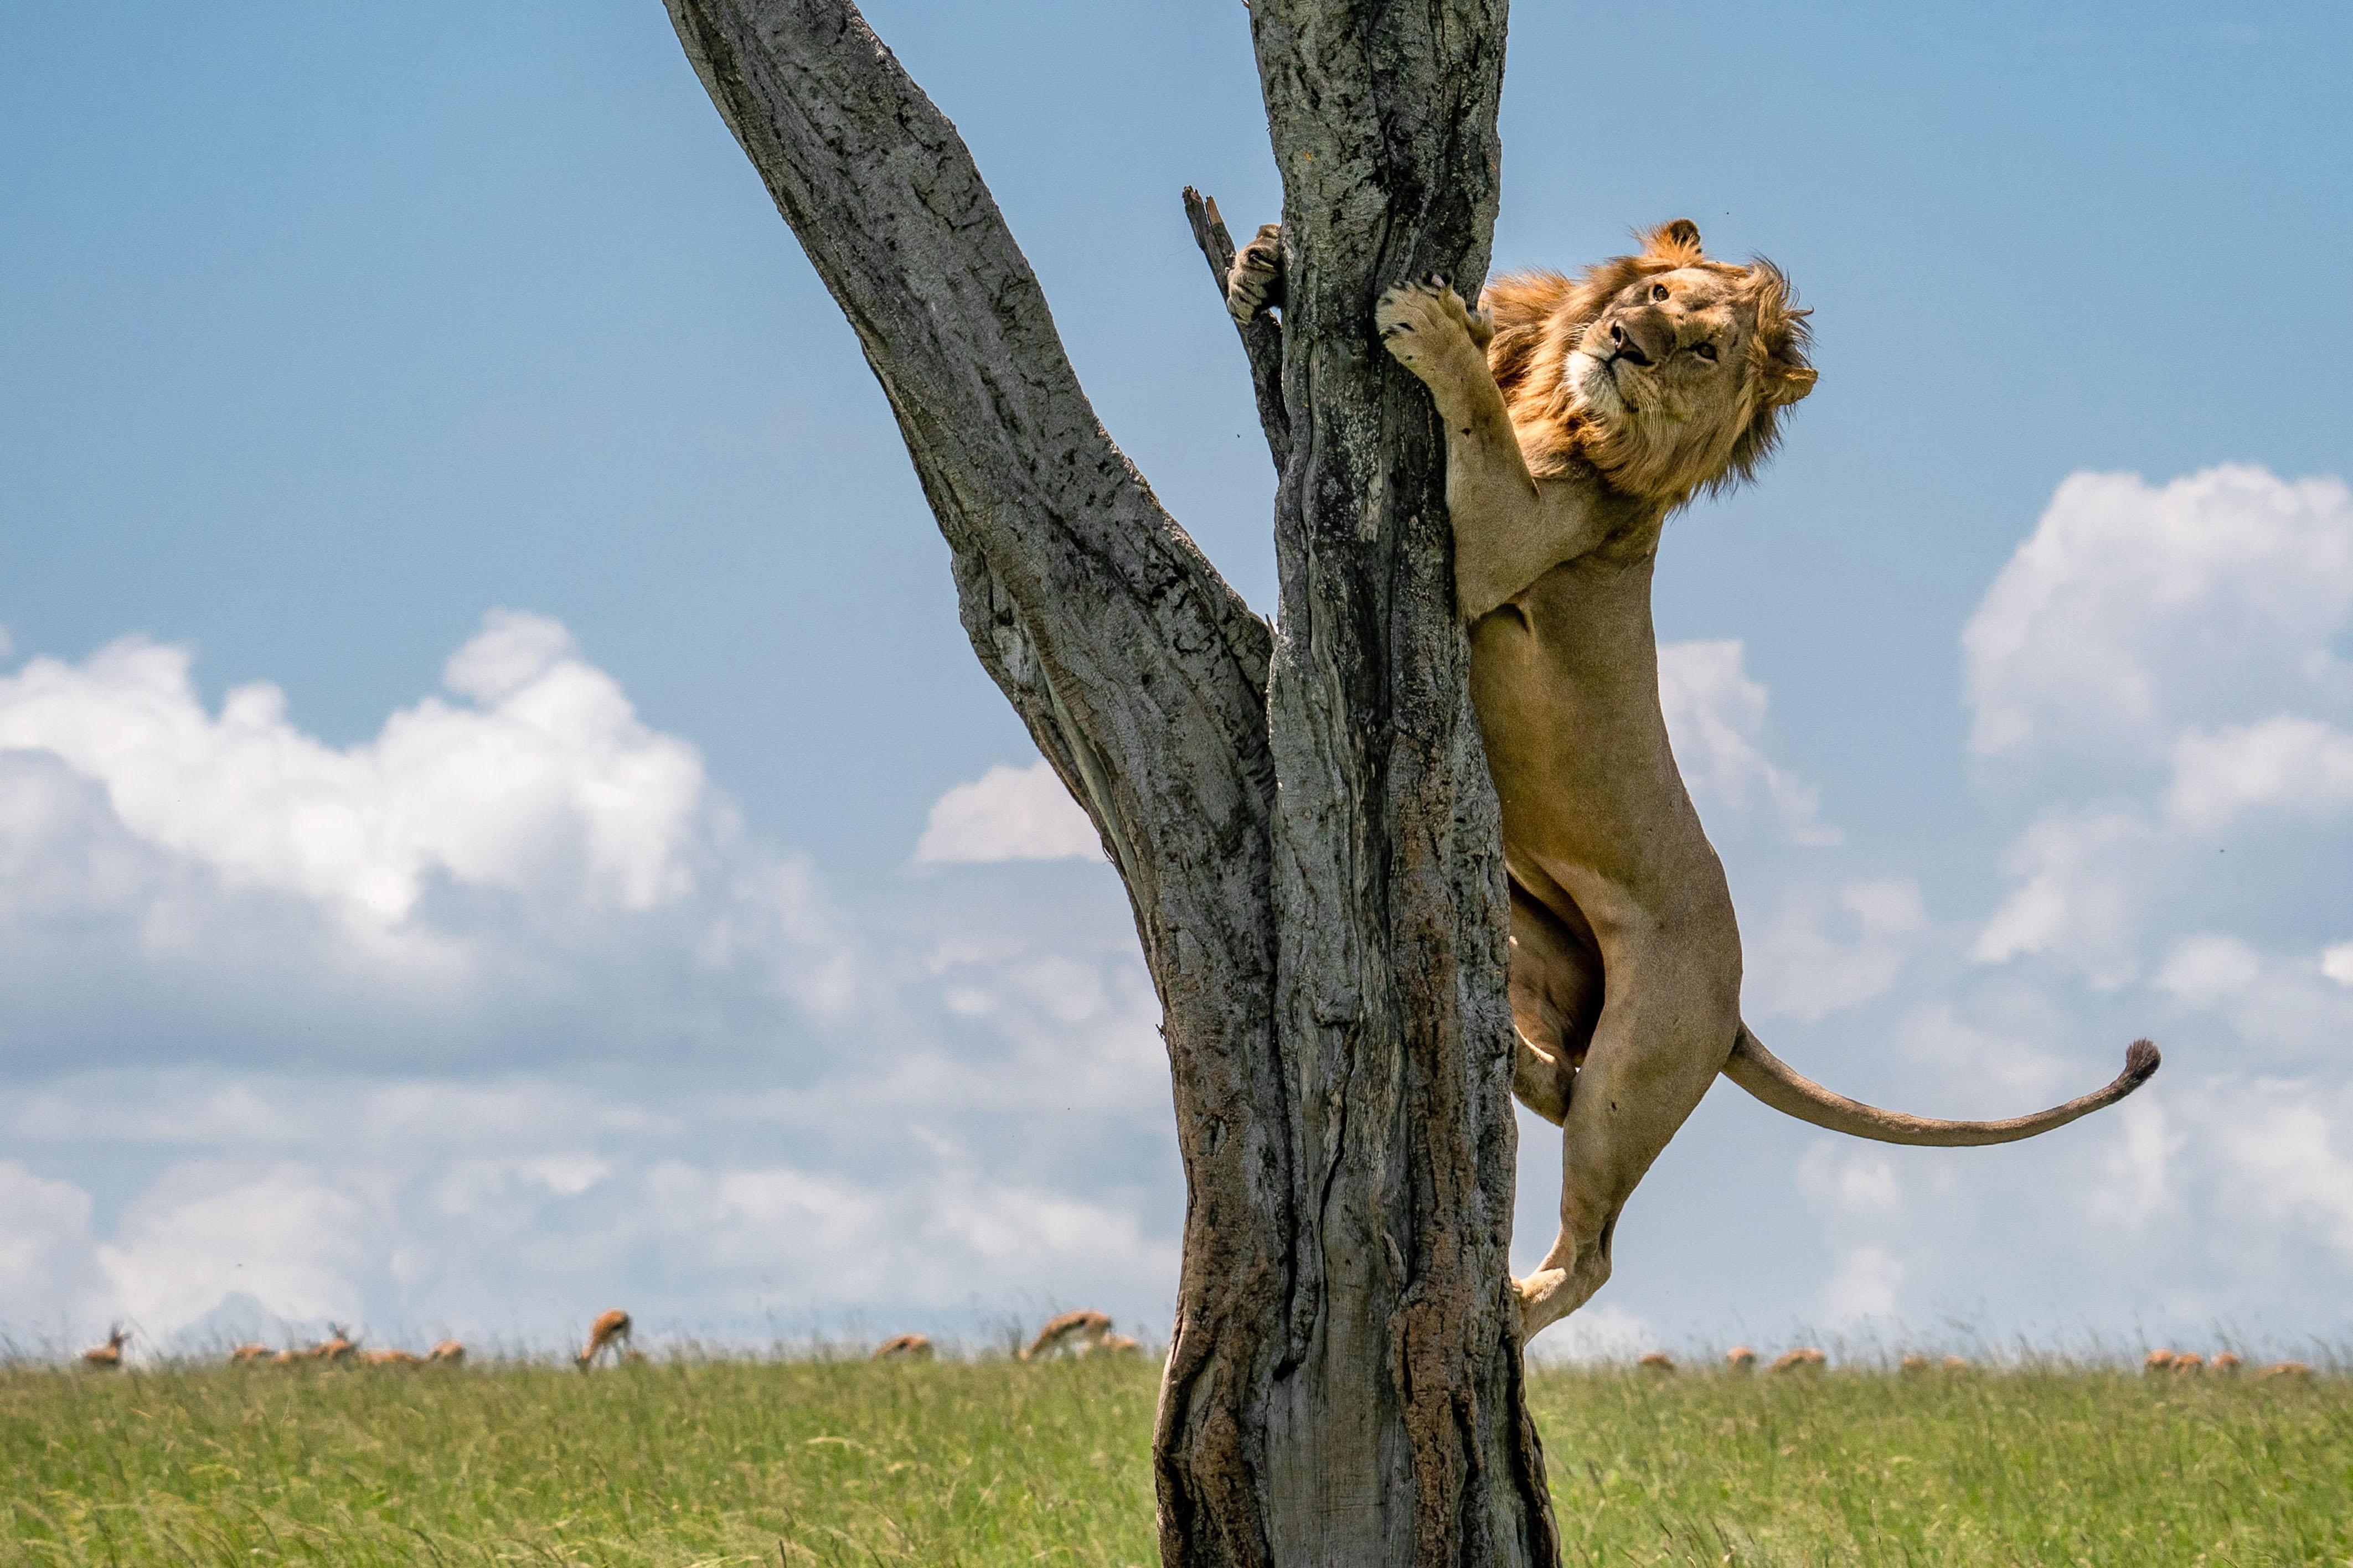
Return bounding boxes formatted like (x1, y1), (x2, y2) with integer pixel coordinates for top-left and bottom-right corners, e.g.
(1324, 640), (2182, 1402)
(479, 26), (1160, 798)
(1376, 278), (1484, 384)
(1227, 222), (1286, 325)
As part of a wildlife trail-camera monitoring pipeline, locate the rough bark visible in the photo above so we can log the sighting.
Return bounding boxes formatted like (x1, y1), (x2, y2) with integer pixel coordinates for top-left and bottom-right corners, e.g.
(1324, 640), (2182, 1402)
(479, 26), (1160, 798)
(661, 2), (1552, 1563)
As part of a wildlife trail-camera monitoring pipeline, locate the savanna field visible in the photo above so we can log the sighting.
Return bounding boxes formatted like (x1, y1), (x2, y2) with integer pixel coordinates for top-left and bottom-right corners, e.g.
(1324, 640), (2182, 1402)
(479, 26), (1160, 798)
(4, 1356), (2350, 1567)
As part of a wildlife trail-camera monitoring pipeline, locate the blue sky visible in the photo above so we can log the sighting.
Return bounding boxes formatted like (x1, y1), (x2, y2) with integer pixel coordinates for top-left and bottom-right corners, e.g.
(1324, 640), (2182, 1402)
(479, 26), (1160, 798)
(3, 1), (2350, 1361)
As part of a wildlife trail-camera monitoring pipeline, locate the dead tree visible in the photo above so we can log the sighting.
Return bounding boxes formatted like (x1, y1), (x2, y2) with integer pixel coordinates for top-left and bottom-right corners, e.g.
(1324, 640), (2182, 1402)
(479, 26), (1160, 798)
(660, 2), (1550, 1562)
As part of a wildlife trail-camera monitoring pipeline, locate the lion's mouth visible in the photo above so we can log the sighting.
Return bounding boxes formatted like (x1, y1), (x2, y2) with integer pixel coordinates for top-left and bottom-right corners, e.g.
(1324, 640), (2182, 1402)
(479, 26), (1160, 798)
(1570, 350), (1628, 417)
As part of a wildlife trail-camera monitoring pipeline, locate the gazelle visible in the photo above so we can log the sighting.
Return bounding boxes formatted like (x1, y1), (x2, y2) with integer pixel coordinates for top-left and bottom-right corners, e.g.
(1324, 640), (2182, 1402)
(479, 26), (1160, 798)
(1725, 1346), (1757, 1372)
(1020, 1310), (1112, 1362)
(427, 1341), (466, 1365)
(360, 1349), (425, 1367)
(229, 1344), (272, 1365)
(872, 1333), (934, 1362)
(1637, 1352), (1675, 1374)
(576, 1308), (633, 1371)
(311, 1324), (359, 1363)
(1770, 1347), (1826, 1374)
(81, 1326), (129, 1369)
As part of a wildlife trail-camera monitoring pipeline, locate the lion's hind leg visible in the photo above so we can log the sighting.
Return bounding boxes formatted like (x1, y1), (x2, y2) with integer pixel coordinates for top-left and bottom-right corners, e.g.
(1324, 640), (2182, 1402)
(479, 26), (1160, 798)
(1515, 974), (1734, 1341)
(1508, 881), (1602, 1126)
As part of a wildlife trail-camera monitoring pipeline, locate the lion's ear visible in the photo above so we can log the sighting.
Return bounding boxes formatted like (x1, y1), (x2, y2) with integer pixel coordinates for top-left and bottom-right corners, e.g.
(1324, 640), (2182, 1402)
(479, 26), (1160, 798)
(1762, 363), (1818, 406)
(1641, 219), (1705, 266)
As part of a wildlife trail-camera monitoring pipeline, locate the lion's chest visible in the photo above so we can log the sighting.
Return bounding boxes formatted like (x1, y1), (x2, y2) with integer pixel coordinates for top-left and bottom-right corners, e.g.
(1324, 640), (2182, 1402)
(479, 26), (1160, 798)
(1469, 557), (1696, 888)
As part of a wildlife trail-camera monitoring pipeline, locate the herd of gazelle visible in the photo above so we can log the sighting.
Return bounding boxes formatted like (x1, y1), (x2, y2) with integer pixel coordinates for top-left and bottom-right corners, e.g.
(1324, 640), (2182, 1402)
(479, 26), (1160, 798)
(76, 1319), (2315, 1379)
(73, 1306), (1145, 1370)
(1624, 1344), (2315, 1379)
(868, 1310), (1145, 1363)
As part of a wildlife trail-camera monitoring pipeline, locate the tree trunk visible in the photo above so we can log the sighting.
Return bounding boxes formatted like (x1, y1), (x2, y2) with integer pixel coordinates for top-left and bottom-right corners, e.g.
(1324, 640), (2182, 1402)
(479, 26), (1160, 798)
(660, 2), (1555, 1563)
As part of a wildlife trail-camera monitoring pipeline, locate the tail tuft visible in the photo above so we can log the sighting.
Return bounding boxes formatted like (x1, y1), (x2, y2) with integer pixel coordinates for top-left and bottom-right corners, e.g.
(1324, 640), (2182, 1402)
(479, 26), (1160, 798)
(2123, 1039), (2161, 1083)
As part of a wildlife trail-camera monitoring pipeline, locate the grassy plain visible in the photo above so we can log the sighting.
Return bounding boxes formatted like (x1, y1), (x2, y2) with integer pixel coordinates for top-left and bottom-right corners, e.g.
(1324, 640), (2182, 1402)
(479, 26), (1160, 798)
(3, 1356), (2348, 1566)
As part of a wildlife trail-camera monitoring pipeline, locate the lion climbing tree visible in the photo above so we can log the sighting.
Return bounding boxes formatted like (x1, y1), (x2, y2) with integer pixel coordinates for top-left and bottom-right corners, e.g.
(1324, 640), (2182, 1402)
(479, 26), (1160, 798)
(661, 2), (1554, 1563)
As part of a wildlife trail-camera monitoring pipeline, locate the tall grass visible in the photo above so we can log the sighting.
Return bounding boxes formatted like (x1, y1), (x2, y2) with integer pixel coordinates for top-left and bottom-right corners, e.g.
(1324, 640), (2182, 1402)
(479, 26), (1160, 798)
(3, 1357), (2345, 1565)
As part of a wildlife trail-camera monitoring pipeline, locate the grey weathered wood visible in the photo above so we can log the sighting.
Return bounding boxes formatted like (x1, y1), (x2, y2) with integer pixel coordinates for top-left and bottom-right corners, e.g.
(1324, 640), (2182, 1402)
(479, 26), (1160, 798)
(1182, 188), (1290, 474)
(660, 2), (1552, 1562)
(1240, 4), (1550, 1565)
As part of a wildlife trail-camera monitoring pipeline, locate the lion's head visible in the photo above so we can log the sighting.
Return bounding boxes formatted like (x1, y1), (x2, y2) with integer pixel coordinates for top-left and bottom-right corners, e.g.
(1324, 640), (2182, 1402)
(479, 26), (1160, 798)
(1483, 220), (1817, 505)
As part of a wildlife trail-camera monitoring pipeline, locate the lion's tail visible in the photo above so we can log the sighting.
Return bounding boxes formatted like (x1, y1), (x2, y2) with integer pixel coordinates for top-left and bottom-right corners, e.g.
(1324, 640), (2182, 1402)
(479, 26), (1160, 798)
(1721, 1027), (2159, 1147)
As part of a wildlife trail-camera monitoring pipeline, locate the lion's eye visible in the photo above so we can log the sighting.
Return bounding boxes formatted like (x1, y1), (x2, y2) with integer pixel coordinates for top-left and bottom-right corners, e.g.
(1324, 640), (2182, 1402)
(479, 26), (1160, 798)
(1693, 342), (1718, 362)
(1650, 283), (1670, 302)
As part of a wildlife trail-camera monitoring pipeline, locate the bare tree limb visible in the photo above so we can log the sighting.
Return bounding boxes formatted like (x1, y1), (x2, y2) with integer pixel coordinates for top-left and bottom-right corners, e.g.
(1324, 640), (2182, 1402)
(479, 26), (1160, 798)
(661, 0), (1273, 922)
(1182, 188), (1290, 473)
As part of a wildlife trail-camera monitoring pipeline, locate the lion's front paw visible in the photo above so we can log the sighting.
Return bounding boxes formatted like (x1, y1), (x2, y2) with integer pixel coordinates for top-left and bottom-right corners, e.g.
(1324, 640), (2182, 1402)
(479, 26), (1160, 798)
(1376, 277), (1484, 389)
(1227, 223), (1284, 325)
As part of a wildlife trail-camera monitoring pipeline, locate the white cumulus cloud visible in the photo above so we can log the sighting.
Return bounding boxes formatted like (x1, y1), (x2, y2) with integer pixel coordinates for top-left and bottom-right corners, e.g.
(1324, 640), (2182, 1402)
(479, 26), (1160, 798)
(96, 1165), (369, 1338)
(1819, 1246), (1903, 1325)
(1973, 807), (2155, 986)
(2152, 934), (2353, 1060)
(1525, 1302), (1661, 1366)
(1963, 465), (2353, 764)
(2215, 1102), (2353, 1262)
(1659, 640), (1840, 847)
(2165, 717), (2353, 830)
(0, 609), (706, 930)
(0, 1162), (107, 1336)
(1798, 1145), (1903, 1218)
(1747, 879), (1928, 1022)
(912, 759), (1100, 866)
(1964, 469), (2353, 987)
(2089, 1098), (2181, 1232)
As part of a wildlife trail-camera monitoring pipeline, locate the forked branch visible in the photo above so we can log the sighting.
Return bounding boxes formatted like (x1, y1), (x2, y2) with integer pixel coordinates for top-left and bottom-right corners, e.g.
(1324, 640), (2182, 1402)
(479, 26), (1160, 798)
(1181, 188), (1289, 472)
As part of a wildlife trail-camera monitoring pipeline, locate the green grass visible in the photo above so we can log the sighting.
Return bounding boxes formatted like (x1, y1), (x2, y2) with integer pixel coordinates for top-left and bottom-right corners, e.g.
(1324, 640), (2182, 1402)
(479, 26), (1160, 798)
(3, 1358), (2347, 1566)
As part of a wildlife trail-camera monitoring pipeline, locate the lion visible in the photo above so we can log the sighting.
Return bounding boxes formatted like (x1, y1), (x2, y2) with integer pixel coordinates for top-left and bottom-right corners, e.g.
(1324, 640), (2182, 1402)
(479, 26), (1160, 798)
(1227, 220), (2159, 1341)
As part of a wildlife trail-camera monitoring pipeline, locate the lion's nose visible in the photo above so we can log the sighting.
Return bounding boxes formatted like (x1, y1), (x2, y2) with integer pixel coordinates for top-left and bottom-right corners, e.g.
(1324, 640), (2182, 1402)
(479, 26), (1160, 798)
(1607, 320), (1653, 368)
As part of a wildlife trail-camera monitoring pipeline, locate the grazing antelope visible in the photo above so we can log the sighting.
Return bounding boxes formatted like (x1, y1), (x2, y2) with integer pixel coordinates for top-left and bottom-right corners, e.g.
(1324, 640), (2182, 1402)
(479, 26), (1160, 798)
(576, 1308), (633, 1371)
(81, 1326), (130, 1369)
(872, 1333), (935, 1362)
(1637, 1352), (1675, 1374)
(2143, 1349), (2176, 1373)
(229, 1344), (272, 1365)
(1092, 1333), (1144, 1358)
(2208, 1353), (2242, 1375)
(2257, 1360), (2314, 1383)
(360, 1349), (425, 1368)
(2170, 1352), (2206, 1375)
(1770, 1347), (1826, 1374)
(427, 1341), (466, 1365)
(1899, 1354), (1931, 1374)
(1021, 1310), (1112, 1362)
(311, 1325), (359, 1363)
(1942, 1356), (1971, 1372)
(1725, 1346), (1756, 1372)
